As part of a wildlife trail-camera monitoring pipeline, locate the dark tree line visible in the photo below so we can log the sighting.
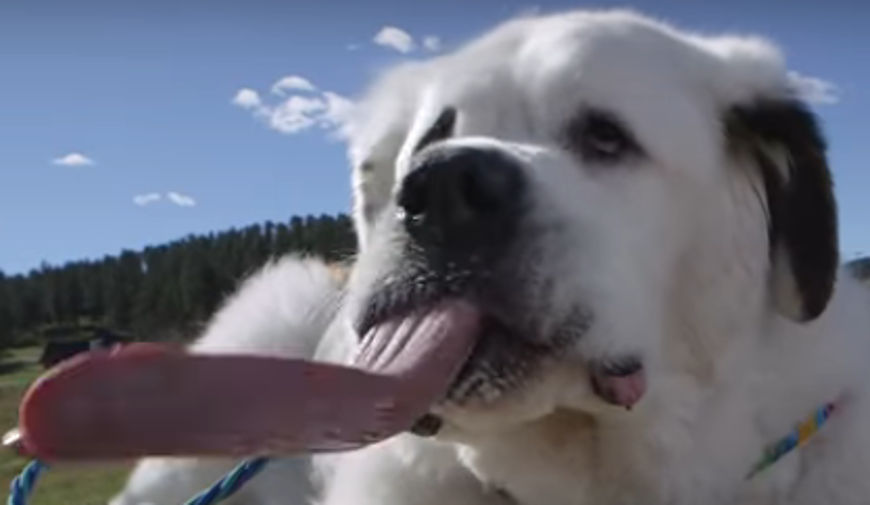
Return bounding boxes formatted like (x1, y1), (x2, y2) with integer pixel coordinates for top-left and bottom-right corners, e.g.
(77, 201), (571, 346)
(848, 257), (870, 282)
(0, 214), (356, 348)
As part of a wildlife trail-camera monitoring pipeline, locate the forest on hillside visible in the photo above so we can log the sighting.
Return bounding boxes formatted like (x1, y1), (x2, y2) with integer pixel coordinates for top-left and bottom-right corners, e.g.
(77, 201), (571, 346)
(0, 214), (356, 348)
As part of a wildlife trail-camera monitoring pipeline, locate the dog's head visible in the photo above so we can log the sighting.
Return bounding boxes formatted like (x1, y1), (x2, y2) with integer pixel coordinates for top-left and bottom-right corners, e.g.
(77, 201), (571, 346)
(340, 10), (837, 432)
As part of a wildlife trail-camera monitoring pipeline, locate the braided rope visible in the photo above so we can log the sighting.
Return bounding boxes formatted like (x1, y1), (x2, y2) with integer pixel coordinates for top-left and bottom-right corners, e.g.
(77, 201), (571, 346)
(745, 402), (837, 479)
(5, 403), (838, 502)
(7, 460), (45, 505)
(6, 458), (269, 505)
(184, 457), (270, 505)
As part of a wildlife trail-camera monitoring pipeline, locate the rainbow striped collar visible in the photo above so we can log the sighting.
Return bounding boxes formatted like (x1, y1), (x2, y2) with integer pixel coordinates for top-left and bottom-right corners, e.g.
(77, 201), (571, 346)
(746, 402), (837, 480)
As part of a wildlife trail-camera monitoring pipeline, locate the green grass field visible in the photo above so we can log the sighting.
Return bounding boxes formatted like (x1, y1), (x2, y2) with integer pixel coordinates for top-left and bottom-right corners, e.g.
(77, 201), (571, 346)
(0, 347), (130, 505)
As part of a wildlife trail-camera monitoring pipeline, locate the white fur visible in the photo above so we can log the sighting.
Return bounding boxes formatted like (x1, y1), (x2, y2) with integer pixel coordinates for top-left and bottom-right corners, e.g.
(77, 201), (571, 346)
(112, 10), (870, 505)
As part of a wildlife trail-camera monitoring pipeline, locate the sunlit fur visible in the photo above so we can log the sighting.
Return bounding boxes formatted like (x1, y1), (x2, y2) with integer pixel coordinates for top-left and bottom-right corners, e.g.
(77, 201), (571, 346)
(112, 10), (870, 505)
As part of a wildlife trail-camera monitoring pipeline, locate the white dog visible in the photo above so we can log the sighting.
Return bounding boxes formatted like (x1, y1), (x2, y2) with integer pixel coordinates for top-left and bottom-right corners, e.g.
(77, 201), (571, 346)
(110, 9), (870, 505)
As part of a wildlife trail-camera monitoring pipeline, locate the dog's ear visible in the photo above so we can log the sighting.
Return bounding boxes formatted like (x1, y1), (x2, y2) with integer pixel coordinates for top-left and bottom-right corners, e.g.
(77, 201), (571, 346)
(726, 98), (838, 322)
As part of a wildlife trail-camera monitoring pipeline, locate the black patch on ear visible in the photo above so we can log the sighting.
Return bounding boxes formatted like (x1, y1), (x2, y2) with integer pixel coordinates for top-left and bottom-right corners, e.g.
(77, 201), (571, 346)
(726, 99), (838, 321)
(413, 107), (457, 154)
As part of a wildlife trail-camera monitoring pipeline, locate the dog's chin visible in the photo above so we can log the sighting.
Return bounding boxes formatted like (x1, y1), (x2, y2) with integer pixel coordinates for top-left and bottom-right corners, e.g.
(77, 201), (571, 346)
(445, 313), (572, 406)
(433, 367), (574, 435)
(432, 353), (648, 438)
(408, 305), (590, 436)
(440, 308), (649, 418)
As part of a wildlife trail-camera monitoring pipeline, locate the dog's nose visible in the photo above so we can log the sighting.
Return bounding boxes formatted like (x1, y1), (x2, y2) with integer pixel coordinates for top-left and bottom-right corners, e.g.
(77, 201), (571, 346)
(397, 147), (526, 254)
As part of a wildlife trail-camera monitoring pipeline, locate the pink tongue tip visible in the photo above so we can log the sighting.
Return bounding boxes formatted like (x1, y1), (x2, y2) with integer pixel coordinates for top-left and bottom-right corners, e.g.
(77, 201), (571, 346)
(18, 300), (481, 461)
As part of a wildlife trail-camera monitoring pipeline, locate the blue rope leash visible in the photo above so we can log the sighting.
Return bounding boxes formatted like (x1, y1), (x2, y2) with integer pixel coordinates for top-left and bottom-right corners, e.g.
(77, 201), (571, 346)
(6, 457), (269, 505)
(7, 460), (45, 505)
(184, 457), (270, 505)
(4, 402), (842, 502)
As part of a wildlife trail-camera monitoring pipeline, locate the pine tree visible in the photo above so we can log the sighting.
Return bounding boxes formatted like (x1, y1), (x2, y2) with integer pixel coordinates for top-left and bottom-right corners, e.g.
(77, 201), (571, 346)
(0, 213), (360, 348)
(0, 271), (13, 347)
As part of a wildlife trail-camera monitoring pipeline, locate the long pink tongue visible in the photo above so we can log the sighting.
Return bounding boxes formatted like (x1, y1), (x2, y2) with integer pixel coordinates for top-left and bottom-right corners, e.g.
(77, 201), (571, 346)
(19, 301), (480, 461)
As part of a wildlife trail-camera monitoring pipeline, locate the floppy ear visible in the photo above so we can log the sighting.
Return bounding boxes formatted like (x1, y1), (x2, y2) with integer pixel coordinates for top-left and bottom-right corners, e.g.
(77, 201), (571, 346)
(726, 98), (838, 322)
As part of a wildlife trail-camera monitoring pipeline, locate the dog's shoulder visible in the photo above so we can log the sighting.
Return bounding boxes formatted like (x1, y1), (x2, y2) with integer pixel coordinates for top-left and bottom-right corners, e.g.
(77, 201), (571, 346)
(190, 255), (344, 359)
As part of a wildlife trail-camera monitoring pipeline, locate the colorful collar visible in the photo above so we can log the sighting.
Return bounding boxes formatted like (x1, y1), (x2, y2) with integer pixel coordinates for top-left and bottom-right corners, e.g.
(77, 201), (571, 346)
(746, 402), (837, 479)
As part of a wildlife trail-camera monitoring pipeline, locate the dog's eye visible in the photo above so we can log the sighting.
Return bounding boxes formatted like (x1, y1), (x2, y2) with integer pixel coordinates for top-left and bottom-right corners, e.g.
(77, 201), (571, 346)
(566, 110), (641, 163)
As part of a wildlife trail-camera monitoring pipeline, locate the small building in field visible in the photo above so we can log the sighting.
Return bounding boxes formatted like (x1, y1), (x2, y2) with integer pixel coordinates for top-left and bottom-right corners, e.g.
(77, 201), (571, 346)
(38, 328), (127, 369)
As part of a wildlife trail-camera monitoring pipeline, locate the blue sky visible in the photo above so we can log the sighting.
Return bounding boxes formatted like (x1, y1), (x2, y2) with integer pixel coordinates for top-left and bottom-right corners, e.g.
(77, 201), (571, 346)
(0, 0), (867, 274)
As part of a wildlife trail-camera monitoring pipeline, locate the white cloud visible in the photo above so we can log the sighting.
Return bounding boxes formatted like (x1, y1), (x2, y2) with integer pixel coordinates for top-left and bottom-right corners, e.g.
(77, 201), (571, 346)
(346, 43), (360, 51)
(423, 36), (441, 52)
(133, 193), (162, 206)
(132, 191), (198, 208)
(374, 26), (415, 54)
(232, 76), (355, 138)
(231, 88), (262, 109)
(271, 75), (317, 95)
(269, 95), (327, 133)
(166, 191), (196, 207)
(788, 71), (840, 105)
(52, 152), (94, 166)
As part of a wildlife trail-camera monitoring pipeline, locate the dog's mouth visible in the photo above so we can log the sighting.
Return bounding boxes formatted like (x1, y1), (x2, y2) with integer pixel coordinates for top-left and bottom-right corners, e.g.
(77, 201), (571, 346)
(356, 276), (646, 430)
(358, 295), (559, 408)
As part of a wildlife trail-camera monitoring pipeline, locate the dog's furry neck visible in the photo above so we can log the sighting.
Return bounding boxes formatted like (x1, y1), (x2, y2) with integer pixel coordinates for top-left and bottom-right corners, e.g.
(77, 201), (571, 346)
(434, 273), (870, 505)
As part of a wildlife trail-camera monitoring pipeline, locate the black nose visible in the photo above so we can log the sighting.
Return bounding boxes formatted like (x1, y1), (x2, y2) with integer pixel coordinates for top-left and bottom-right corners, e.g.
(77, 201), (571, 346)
(397, 147), (527, 255)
